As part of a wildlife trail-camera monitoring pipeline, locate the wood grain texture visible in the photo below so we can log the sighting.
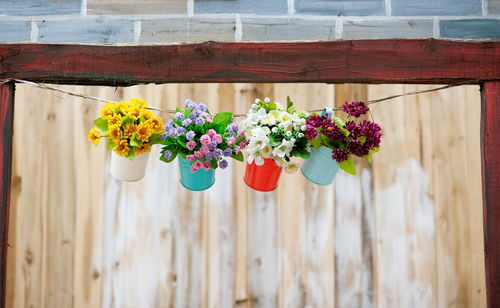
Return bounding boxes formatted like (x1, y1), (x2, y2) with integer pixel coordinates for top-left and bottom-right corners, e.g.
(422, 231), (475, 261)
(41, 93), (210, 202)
(0, 82), (14, 308)
(5, 83), (486, 308)
(481, 81), (500, 308)
(0, 40), (500, 85)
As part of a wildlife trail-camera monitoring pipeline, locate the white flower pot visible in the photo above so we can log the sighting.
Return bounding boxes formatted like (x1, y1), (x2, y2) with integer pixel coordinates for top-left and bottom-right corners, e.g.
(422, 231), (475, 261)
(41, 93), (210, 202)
(109, 152), (150, 182)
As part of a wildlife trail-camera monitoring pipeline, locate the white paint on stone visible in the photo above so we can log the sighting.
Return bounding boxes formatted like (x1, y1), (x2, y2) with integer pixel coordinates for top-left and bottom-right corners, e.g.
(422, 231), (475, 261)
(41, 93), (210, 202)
(81, 0), (87, 16)
(30, 20), (38, 42)
(134, 20), (141, 42)
(288, 0), (295, 15)
(433, 18), (440, 38)
(187, 0), (194, 17)
(385, 0), (392, 16)
(335, 17), (343, 39)
(235, 14), (242, 42)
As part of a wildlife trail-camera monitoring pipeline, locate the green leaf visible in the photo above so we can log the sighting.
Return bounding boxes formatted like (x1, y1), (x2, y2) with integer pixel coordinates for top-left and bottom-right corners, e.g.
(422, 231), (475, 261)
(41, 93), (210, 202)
(126, 148), (136, 160)
(369, 147), (380, 153)
(286, 96), (293, 110)
(93, 118), (108, 131)
(311, 138), (323, 150)
(210, 159), (218, 169)
(148, 133), (163, 145)
(337, 157), (356, 175)
(291, 149), (310, 159)
(177, 138), (187, 148)
(364, 155), (372, 163)
(120, 116), (134, 126)
(212, 112), (233, 128)
(230, 151), (244, 162)
(130, 137), (142, 147)
(266, 102), (277, 112)
(106, 138), (116, 151)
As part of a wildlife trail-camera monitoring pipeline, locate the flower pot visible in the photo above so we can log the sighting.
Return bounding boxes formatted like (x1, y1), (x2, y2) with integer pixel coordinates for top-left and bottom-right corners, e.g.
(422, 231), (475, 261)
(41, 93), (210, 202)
(244, 158), (283, 192)
(301, 146), (339, 185)
(110, 152), (150, 182)
(178, 156), (215, 191)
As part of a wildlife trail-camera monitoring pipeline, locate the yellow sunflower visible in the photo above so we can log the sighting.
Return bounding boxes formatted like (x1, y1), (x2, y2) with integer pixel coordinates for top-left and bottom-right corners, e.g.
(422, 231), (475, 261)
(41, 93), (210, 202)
(130, 98), (148, 107)
(100, 102), (115, 119)
(107, 125), (122, 143)
(135, 143), (151, 155)
(140, 109), (154, 121)
(107, 114), (122, 127)
(87, 128), (101, 145)
(125, 105), (141, 121)
(136, 122), (153, 142)
(123, 123), (137, 139)
(114, 101), (129, 114)
(114, 140), (130, 157)
(147, 117), (163, 132)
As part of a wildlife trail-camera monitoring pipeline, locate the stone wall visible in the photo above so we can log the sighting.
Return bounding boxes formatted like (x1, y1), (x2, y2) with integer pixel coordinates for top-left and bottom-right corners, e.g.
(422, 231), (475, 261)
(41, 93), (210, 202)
(0, 0), (499, 43)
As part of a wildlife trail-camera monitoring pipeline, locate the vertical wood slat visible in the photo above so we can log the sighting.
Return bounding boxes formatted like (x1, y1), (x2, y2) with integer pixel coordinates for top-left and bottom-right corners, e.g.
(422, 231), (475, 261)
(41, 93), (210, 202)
(0, 82), (14, 308)
(481, 81), (500, 308)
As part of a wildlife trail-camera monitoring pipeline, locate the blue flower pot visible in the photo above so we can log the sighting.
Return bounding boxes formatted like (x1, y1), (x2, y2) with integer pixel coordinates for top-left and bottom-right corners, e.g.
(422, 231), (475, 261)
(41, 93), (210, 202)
(301, 146), (339, 185)
(178, 156), (215, 191)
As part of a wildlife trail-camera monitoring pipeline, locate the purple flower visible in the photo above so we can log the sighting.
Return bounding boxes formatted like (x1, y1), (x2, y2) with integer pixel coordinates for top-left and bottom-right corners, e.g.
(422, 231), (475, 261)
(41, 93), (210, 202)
(195, 117), (205, 125)
(188, 114), (196, 121)
(163, 150), (172, 160)
(342, 101), (369, 118)
(345, 121), (362, 139)
(360, 120), (382, 149)
(227, 123), (239, 134)
(213, 149), (223, 158)
(322, 121), (345, 142)
(219, 159), (228, 169)
(186, 130), (195, 140)
(175, 112), (184, 121)
(176, 127), (185, 135)
(165, 120), (175, 130)
(223, 148), (232, 157)
(347, 140), (368, 156)
(198, 103), (207, 112)
(332, 149), (349, 162)
(161, 132), (168, 140)
(167, 127), (178, 137)
(185, 99), (197, 110)
(182, 118), (192, 126)
(207, 141), (217, 151)
(304, 126), (318, 141)
(205, 152), (214, 160)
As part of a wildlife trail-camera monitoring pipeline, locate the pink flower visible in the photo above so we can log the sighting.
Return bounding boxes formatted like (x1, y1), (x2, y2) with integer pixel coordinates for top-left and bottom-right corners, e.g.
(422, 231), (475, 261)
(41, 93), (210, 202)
(237, 130), (244, 138)
(234, 145), (240, 154)
(186, 140), (197, 150)
(227, 136), (236, 146)
(202, 112), (213, 123)
(212, 134), (222, 144)
(207, 129), (217, 137)
(200, 145), (210, 155)
(194, 151), (203, 159)
(239, 139), (248, 149)
(194, 160), (203, 168)
(200, 134), (211, 145)
(186, 155), (195, 161)
(202, 161), (211, 170)
(191, 166), (198, 173)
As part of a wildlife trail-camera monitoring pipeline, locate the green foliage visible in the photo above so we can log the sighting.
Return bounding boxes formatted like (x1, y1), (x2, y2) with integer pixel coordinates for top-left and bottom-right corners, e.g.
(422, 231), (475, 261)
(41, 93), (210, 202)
(93, 118), (108, 131)
(338, 157), (356, 175)
(106, 139), (116, 151)
(130, 134), (143, 147)
(231, 151), (244, 162)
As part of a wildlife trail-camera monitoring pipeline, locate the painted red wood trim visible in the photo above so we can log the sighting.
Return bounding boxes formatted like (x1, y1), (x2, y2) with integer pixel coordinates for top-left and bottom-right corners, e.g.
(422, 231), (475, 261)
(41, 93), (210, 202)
(0, 82), (14, 308)
(481, 81), (500, 308)
(0, 39), (499, 86)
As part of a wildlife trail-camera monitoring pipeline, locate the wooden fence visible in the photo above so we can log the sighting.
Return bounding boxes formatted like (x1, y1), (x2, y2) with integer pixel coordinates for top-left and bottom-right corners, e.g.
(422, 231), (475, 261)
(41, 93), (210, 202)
(6, 83), (485, 307)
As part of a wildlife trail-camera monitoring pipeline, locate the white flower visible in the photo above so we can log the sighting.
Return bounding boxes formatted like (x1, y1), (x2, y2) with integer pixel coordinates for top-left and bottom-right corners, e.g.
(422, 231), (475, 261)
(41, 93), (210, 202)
(264, 97), (271, 103)
(274, 157), (288, 167)
(261, 145), (273, 157)
(269, 110), (281, 119)
(255, 98), (260, 103)
(300, 125), (306, 131)
(271, 127), (278, 133)
(251, 103), (257, 109)
(260, 114), (276, 126)
(272, 138), (295, 158)
(298, 133), (304, 138)
(285, 131), (292, 137)
(279, 112), (291, 123)
(285, 162), (300, 174)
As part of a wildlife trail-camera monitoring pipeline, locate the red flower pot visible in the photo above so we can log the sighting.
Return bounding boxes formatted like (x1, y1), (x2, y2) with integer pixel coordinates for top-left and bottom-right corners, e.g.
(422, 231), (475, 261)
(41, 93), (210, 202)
(244, 158), (283, 192)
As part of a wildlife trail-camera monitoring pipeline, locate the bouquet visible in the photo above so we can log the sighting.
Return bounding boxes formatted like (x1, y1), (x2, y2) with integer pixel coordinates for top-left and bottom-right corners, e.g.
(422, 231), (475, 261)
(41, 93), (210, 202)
(88, 98), (164, 158)
(159, 99), (245, 172)
(304, 101), (381, 174)
(240, 97), (309, 173)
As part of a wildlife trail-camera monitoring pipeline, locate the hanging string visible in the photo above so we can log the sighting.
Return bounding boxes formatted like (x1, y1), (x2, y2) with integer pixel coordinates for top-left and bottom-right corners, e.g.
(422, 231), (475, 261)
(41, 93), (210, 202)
(0, 78), (482, 118)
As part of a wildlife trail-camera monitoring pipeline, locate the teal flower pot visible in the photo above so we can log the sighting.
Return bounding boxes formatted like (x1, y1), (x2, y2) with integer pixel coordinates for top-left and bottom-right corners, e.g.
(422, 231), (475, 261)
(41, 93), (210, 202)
(301, 146), (339, 185)
(178, 156), (215, 191)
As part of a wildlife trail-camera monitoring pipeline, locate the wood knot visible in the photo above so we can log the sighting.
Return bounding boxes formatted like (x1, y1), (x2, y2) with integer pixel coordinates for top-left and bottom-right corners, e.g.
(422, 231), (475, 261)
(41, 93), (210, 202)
(195, 44), (215, 58)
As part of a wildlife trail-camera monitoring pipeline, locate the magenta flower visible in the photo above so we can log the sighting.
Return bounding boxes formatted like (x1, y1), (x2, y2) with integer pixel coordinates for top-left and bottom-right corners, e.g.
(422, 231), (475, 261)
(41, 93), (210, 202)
(342, 101), (369, 118)
(332, 149), (350, 162)
(186, 140), (197, 150)
(202, 161), (212, 170)
(321, 122), (345, 142)
(186, 155), (195, 161)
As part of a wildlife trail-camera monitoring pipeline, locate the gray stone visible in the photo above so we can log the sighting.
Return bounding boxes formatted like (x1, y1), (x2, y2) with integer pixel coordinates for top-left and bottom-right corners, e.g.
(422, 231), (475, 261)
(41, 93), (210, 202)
(0, 21), (31, 42)
(38, 18), (134, 43)
(440, 19), (500, 39)
(488, 0), (500, 15)
(241, 17), (337, 41)
(295, 0), (385, 16)
(140, 17), (236, 43)
(194, 0), (287, 14)
(392, 0), (481, 15)
(87, 0), (187, 15)
(0, 0), (80, 16)
(342, 19), (434, 39)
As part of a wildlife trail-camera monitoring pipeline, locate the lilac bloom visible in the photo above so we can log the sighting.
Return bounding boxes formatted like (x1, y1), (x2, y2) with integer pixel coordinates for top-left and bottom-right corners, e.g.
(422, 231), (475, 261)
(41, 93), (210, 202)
(195, 117), (205, 125)
(205, 152), (214, 160)
(219, 159), (228, 169)
(182, 118), (192, 126)
(213, 149), (223, 158)
(223, 148), (232, 157)
(176, 127), (186, 135)
(185, 99), (197, 110)
(193, 108), (203, 116)
(175, 112), (184, 121)
(163, 150), (172, 160)
(186, 131), (195, 140)
(207, 141), (217, 151)
(228, 123), (239, 133)
(161, 132), (168, 141)
(198, 103), (207, 112)
(188, 114), (196, 121)
(165, 120), (175, 130)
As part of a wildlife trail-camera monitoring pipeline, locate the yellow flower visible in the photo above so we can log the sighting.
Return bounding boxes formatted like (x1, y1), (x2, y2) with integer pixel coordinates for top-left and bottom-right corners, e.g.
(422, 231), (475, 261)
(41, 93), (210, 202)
(129, 98), (148, 107)
(140, 109), (154, 121)
(114, 140), (130, 157)
(147, 117), (163, 132)
(107, 125), (122, 143)
(88, 128), (101, 145)
(135, 143), (151, 155)
(114, 101), (129, 115)
(100, 102), (115, 119)
(123, 123), (137, 139)
(126, 105), (141, 121)
(107, 114), (122, 127)
(136, 122), (153, 142)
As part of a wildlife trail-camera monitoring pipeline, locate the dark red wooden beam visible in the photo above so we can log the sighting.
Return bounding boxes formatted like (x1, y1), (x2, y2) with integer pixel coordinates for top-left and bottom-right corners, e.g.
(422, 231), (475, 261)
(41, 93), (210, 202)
(0, 82), (14, 308)
(482, 81), (500, 308)
(0, 39), (499, 86)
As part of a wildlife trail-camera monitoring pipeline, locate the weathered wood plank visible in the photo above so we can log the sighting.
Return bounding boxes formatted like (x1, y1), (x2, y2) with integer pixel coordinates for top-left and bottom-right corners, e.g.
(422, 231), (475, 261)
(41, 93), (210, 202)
(481, 81), (500, 308)
(0, 40), (499, 85)
(0, 82), (14, 308)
